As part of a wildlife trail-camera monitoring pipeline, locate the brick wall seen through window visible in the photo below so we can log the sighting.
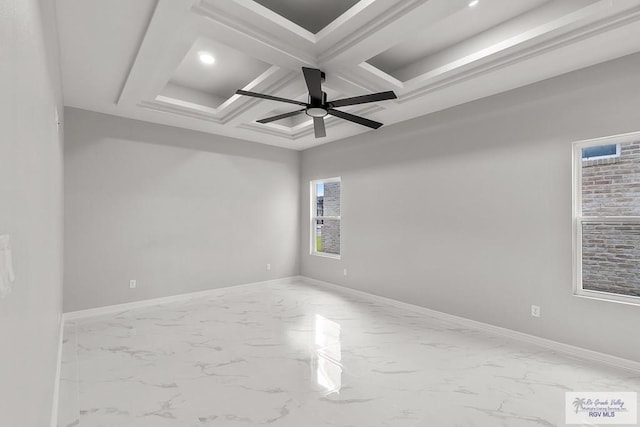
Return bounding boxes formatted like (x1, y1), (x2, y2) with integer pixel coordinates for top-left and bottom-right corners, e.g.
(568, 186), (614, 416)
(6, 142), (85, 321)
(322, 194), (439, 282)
(312, 178), (341, 257)
(580, 140), (640, 298)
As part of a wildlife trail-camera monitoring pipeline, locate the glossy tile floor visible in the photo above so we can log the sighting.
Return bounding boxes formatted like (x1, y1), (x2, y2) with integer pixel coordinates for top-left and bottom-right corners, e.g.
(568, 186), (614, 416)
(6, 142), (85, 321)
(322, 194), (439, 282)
(58, 279), (639, 426)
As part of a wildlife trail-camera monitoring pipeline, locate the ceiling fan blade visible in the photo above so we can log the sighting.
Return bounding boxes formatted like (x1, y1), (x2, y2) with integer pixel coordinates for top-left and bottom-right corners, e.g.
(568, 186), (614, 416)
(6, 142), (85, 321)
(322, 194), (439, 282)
(236, 90), (306, 106)
(257, 109), (306, 124)
(313, 117), (326, 138)
(327, 109), (383, 129)
(302, 67), (323, 103)
(329, 91), (397, 108)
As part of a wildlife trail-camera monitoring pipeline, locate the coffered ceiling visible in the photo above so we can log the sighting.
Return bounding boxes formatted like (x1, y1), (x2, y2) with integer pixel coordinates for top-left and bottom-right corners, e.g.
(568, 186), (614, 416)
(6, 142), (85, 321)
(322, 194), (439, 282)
(57, 0), (640, 150)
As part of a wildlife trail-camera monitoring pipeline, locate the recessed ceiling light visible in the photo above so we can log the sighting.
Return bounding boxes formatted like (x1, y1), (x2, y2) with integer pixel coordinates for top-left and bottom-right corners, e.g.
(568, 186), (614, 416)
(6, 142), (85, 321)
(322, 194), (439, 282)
(468, 0), (479, 6)
(198, 51), (215, 65)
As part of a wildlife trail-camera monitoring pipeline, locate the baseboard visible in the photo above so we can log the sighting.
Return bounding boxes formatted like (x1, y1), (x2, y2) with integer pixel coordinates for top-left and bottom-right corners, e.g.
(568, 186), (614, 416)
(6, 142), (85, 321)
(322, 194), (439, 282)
(300, 277), (640, 374)
(64, 276), (302, 321)
(50, 315), (64, 427)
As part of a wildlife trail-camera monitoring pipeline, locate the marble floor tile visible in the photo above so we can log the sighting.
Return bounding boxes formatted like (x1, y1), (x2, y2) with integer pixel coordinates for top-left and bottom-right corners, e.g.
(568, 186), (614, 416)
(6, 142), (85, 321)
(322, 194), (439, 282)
(57, 280), (640, 426)
(58, 321), (80, 427)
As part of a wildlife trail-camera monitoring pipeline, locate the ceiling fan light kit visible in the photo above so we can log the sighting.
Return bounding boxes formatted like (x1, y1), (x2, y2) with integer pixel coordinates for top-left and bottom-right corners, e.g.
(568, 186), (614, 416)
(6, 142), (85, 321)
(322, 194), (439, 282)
(306, 107), (327, 118)
(236, 67), (397, 138)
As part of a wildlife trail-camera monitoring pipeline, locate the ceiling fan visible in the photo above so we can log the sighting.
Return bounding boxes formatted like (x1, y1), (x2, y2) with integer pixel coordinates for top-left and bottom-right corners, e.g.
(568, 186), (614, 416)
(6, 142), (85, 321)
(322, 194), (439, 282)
(235, 67), (397, 138)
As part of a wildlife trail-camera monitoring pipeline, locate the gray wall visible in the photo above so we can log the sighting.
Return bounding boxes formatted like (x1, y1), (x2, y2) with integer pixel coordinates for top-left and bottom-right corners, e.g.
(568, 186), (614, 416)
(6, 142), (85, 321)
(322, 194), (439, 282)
(301, 53), (640, 361)
(64, 108), (300, 311)
(0, 0), (64, 425)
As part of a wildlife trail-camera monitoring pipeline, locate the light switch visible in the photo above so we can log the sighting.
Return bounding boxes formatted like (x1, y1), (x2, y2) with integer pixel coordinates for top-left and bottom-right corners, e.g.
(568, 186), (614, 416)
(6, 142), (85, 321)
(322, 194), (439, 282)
(0, 235), (16, 298)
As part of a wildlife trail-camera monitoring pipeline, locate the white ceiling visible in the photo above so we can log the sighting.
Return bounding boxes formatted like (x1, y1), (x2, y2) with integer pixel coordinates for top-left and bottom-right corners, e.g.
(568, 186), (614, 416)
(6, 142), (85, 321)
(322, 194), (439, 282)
(56, 0), (640, 150)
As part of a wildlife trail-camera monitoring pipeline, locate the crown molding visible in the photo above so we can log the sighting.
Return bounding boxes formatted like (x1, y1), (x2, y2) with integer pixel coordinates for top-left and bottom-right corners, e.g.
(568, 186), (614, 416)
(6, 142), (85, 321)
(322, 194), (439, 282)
(139, 100), (223, 123)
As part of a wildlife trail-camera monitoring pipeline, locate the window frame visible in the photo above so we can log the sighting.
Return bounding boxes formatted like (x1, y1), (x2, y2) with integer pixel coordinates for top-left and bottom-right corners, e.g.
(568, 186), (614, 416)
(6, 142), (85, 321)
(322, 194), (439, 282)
(310, 177), (341, 259)
(573, 131), (640, 306)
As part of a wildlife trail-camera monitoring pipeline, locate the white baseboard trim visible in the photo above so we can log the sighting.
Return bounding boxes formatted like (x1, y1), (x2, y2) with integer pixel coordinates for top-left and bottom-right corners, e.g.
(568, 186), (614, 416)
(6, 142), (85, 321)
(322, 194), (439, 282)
(300, 277), (640, 374)
(50, 315), (64, 427)
(63, 276), (302, 321)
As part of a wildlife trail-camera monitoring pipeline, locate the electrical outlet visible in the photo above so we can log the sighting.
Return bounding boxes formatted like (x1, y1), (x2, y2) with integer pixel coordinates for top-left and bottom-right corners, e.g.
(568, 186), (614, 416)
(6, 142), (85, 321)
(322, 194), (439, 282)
(129, 280), (137, 289)
(343, 268), (348, 276)
(266, 263), (271, 271)
(531, 305), (540, 318)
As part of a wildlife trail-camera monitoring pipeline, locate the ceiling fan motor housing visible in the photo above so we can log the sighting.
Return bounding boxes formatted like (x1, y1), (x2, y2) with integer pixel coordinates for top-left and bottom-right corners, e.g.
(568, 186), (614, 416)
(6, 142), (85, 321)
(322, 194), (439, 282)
(306, 91), (328, 117)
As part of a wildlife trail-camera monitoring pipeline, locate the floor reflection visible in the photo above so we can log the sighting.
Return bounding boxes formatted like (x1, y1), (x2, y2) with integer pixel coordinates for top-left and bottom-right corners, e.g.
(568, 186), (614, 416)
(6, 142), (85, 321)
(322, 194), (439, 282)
(58, 282), (640, 426)
(315, 314), (342, 394)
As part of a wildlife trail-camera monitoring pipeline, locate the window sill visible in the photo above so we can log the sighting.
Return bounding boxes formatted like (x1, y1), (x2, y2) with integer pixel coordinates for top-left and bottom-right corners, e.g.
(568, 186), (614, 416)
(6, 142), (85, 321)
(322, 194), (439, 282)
(574, 289), (640, 307)
(310, 252), (341, 260)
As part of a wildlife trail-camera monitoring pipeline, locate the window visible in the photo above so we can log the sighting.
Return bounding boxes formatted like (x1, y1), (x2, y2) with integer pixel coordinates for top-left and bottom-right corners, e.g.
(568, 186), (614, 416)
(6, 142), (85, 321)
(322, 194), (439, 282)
(581, 143), (620, 161)
(574, 132), (640, 305)
(311, 177), (341, 258)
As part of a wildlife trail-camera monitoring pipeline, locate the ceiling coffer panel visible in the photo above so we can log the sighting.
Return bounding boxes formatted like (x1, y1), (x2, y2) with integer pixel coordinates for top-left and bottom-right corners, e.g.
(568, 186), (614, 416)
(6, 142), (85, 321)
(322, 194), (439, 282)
(366, 0), (587, 82)
(163, 37), (271, 109)
(252, 0), (361, 33)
